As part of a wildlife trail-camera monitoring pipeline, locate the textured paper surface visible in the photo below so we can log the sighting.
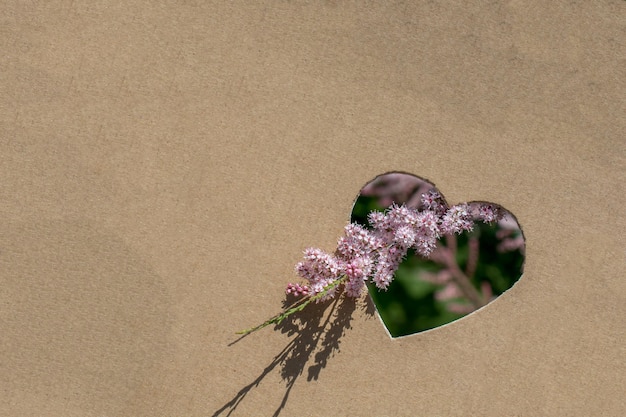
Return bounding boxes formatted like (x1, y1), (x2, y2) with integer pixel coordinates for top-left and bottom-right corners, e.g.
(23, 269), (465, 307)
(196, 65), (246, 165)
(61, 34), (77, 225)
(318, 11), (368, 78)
(1, 1), (624, 416)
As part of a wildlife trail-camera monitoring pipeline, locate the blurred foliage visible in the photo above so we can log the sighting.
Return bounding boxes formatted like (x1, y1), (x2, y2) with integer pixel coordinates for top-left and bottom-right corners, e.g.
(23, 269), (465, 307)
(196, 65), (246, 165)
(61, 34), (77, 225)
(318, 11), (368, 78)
(351, 195), (524, 337)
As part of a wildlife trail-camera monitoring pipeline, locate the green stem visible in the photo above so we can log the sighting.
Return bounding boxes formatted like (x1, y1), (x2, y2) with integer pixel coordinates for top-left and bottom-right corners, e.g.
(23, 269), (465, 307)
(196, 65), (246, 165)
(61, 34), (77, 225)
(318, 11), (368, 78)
(444, 235), (486, 309)
(236, 275), (348, 336)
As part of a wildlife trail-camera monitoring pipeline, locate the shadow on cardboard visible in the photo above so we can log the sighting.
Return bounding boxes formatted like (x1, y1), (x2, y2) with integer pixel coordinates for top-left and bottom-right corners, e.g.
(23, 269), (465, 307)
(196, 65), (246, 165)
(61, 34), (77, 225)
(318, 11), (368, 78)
(213, 290), (375, 416)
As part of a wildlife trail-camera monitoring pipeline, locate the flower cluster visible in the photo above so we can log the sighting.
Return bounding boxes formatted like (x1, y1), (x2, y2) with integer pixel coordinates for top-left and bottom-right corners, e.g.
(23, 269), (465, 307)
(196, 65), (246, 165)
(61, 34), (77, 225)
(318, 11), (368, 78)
(236, 191), (504, 337)
(288, 191), (501, 299)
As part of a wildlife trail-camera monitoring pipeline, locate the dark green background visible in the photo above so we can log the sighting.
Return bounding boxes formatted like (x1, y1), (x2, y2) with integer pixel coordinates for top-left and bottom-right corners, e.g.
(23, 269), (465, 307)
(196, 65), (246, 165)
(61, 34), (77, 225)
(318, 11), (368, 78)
(351, 195), (525, 337)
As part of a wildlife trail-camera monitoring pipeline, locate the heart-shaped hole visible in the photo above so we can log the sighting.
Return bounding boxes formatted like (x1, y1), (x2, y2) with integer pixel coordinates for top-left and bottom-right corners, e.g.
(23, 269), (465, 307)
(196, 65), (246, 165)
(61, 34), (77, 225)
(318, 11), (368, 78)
(351, 172), (525, 337)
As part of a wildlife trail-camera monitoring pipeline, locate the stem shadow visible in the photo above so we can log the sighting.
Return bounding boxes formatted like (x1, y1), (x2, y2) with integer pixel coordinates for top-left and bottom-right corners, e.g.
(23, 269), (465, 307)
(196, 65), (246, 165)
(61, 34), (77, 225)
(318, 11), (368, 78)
(213, 291), (375, 416)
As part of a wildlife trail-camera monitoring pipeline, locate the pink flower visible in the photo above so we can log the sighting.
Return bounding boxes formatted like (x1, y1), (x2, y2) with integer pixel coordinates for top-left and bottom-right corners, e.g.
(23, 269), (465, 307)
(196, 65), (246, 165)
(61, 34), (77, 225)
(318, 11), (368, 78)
(421, 190), (446, 214)
(394, 225), (417, 248)
(441, 204), (473, 234)
(413, 210), (441, 256)
(290, 193), (505, 300)
(367, 211), (387, 230)
(337, 223), (381, 259)
(295, 248), (341, 298)
(472, 203), (501, 223)
(373, 245), (406, 290)
(286, 282), (310, 296)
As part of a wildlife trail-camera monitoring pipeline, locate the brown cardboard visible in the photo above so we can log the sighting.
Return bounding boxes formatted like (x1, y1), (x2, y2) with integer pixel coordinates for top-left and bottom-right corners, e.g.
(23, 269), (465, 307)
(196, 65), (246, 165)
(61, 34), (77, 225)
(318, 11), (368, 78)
(1, 1), (624, 416)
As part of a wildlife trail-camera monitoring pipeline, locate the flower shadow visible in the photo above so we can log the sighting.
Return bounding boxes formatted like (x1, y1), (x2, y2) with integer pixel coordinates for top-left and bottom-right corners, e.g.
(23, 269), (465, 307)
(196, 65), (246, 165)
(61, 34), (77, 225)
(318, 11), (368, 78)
(213, 290), (375, 417)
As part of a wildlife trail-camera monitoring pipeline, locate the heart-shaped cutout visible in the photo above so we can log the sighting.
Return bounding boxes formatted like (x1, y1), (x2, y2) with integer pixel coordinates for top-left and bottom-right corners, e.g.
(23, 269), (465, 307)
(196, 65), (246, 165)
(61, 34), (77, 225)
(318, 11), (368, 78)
(351, 172), (525, 337)
(238, 172), (525, 339)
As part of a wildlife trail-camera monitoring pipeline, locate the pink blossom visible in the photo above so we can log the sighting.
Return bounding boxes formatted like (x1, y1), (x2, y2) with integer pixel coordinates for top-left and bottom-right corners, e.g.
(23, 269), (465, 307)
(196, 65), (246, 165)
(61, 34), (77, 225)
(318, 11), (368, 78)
(337, 223), (381, 259)
(441, 204), (473, 234)
(373, 245), (406, 290)
(394, 225), (417, 248)
(472, 203), (501, 223)
(286, 282), (310, 296)
(295, 248), (341, 299)
(345, 257), (374, 296)
(290, 194), (507, 300)
(413, 210), (441, 256)
(421, 190), (446, 214)
(367, 211), (387, 230)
